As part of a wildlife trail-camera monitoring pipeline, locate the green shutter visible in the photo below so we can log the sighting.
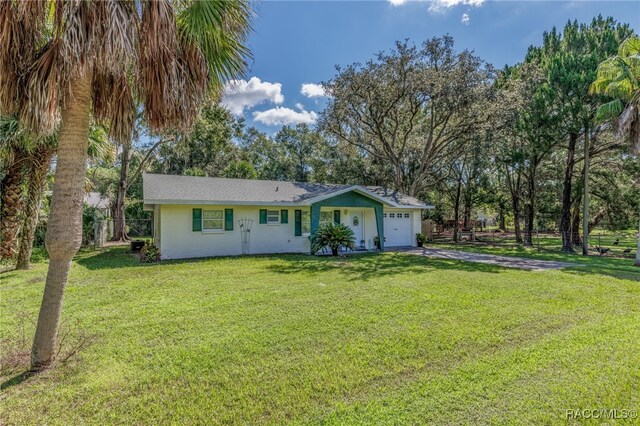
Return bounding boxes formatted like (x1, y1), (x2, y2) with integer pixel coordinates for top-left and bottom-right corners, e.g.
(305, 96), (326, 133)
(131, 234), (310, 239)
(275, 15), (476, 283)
(224, 208), (233, 231)
(334, 210), (341, 224)
(294, 210), (302, 236)
(281, 209), (288, 224)
(192, 208), (202, 231)
(259, 209), (267, 224)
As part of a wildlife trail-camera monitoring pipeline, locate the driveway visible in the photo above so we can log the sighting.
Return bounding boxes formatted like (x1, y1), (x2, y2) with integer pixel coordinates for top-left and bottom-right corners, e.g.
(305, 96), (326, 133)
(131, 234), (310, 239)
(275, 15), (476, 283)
(392, 247), (577, 271)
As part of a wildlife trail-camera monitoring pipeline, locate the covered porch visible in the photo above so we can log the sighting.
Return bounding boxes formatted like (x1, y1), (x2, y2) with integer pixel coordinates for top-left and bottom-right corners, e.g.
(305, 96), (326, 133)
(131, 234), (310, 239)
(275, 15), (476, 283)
(309, 190), (385, 252)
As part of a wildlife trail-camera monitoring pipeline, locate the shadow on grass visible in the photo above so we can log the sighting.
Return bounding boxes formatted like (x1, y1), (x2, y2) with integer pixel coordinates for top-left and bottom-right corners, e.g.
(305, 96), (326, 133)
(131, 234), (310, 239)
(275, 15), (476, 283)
(1, 370), (34, 391)
(17, 245), (638, 282)
(265, 252), (511, 281)
(71, 246), (510, 278)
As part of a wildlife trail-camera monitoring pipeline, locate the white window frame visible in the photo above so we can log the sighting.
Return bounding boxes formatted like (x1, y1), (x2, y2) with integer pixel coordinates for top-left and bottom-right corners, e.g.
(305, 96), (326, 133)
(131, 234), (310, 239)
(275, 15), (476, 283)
(301, 210), (311, 236)
(203, 209), (224, 233)
(266, 209), (280, 225)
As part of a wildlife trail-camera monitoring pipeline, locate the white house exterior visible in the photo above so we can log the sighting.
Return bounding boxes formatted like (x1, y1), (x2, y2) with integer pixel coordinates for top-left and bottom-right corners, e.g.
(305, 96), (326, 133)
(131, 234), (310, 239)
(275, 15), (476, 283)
(143, 173), (433, 259)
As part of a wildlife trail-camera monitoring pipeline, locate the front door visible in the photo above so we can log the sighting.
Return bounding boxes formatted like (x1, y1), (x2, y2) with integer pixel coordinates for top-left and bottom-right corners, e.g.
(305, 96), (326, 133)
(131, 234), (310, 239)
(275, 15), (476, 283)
(350, 211), (364, 247)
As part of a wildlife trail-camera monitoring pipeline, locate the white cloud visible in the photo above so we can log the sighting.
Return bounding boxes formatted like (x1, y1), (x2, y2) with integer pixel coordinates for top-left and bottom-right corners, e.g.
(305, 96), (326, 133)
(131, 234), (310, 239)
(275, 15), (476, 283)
(252, 107), (318, 126)
(295, 103), (305, 111)
(387, 0), (484, 13)
(300, 83), (327, 98)
(429, 0), (484, 13)
(461, 13), (470, 25)
(221, 77), (284, 115)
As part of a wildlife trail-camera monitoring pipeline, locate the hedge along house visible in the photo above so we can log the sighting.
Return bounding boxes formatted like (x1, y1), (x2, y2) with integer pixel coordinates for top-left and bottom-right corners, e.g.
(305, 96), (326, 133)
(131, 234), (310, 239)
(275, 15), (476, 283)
(143, 173), (432, 259)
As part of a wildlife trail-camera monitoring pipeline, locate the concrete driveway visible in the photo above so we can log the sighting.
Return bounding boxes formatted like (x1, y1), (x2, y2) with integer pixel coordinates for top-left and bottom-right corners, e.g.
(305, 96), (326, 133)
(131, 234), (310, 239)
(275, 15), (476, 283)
(392, 247), (577, 271)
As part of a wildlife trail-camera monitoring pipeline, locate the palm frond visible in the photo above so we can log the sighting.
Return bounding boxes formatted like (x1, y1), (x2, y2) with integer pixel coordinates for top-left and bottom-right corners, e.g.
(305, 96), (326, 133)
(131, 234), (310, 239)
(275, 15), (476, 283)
(87, 124), (115, 163)
(139, 0), (181, 131)
(176, 0), (253, 89)
(20, 41), (62, 135)
(594, 99), (624, 122)
(95, 0), (138, 75)
(618, 36), (640, 57)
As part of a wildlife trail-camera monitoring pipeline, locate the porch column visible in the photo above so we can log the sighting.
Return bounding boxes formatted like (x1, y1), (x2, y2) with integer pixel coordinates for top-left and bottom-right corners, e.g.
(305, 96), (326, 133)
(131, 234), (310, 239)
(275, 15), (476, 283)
(310, 204), (321, 254)
(374, 205), (384, 251)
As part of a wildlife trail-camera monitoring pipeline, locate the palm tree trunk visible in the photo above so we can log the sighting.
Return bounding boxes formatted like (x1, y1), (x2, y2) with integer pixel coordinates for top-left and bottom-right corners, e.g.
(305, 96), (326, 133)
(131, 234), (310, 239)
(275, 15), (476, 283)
(31, 72), (92, 371)
(16, 145), (55, 270)
(1, 150), (27, 260)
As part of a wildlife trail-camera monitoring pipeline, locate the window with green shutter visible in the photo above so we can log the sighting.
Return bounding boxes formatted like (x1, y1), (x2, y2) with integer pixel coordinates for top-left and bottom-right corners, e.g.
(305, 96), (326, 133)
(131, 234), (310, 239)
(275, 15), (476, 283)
(192, 208), (202, 231)
(280, 209), (288, 224)
(224, 209), (233, 231)
(259, 209), (267, 224)
(334, 210), (341, 224)
(294, 210), (302, 236)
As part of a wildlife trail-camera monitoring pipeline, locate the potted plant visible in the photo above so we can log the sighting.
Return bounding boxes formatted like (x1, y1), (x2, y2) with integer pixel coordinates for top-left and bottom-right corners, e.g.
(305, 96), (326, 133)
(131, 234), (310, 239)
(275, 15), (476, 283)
(416, 233), (427, 247)
(373, 235), (386, 250)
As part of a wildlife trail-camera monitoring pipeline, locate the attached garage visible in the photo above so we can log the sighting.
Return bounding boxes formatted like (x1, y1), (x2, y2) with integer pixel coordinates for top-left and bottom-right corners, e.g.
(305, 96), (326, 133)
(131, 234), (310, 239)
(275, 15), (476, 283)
(383, 210), (414, 247)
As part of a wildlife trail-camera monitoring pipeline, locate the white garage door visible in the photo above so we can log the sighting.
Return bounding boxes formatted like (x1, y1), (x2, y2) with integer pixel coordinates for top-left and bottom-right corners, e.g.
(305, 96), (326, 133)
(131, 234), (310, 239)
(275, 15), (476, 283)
(383, 211), (412, 247)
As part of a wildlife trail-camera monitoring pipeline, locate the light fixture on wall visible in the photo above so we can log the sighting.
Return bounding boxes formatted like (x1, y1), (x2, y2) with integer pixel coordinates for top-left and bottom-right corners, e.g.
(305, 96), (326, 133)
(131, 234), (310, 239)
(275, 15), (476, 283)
(344, 209), (348, 215)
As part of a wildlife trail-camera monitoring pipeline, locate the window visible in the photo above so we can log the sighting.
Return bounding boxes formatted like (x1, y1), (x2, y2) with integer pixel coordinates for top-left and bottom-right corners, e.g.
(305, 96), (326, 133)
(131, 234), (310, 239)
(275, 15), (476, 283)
(301, 210), (311, 235)
(203, 210), (223, 231)
(267, 210), (280, 224)
(389, 213), (395, 218)
(404, 213), (410, 218)
(383, 213), (387, 218)
(320, 211), (333, 226)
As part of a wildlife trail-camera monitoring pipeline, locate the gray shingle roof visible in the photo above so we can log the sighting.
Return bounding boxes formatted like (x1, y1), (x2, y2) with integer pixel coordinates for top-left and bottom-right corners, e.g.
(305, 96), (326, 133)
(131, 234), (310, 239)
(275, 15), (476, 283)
(143, 173), (430, 208)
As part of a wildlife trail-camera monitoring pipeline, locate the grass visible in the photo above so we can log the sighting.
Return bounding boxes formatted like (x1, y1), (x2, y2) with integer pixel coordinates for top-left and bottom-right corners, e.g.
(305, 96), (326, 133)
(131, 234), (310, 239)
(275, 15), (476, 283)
(430, 238), (640, 282)
(1, 247), (639, 424)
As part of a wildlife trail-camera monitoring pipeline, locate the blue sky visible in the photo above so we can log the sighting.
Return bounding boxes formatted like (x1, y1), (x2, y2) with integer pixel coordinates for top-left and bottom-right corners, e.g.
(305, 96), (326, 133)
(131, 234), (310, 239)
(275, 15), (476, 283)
(220, 0), (640, 132)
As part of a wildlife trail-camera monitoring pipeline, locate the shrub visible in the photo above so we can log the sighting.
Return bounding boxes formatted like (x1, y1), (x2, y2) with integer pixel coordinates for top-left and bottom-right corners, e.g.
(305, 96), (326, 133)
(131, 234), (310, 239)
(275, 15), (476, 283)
(140, 241), (161, 263)
(416, 233), (427, 245)
(311, 222), (356, 256)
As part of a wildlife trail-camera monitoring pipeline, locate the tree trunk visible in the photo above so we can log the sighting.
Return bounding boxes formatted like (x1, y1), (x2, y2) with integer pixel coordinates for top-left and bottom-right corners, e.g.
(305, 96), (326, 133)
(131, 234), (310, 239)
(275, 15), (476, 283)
(111, 144), (130, 242)
(571, 198), (581, 246)
(523, 166), (536, 247)
(16, 145), (55, 269)
(511, 197), (522, 244)
(31, 72), (92, 371)
(331, 247), (338, 256)
(524, 203), (534, 246)
(635, 216), (640, 267)
(560, 133), (577, 253)
(452, 179), (462, 243)
(582, 127), (590, 256)
(1, 150), (27, 260)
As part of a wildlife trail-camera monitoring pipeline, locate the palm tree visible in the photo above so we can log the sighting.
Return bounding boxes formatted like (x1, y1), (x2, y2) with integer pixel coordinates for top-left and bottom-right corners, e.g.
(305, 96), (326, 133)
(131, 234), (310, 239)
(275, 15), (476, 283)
(0, 116), (30, 260)
(15, 124), (114, 270)
(14, 140), (55, 269)
(590, 36), (640, 149)
(590, 36), (640, 266)
(0, 0), (252, 371)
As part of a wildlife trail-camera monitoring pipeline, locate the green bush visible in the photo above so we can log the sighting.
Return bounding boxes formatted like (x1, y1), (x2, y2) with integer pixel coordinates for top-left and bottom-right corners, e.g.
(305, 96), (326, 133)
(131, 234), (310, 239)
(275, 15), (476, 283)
(140, 241), (161, 263)
(311, 222), (356, 256)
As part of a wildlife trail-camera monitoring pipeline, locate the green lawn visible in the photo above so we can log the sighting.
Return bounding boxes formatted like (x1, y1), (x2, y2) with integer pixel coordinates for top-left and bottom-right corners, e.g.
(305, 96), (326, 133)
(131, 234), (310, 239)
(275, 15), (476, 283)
(1, 247), (639, 424)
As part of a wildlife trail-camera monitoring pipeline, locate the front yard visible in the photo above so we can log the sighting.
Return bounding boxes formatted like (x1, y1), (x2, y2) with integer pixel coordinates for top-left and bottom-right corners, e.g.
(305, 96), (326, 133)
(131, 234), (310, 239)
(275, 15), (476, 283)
(1, 248), (639, 424)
